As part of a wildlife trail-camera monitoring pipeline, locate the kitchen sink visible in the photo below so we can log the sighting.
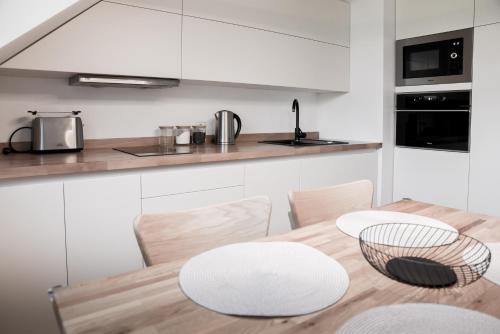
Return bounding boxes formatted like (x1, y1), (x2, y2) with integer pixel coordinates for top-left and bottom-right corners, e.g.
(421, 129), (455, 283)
(259, 139), (349, 146)
(261, 99), (349, 147)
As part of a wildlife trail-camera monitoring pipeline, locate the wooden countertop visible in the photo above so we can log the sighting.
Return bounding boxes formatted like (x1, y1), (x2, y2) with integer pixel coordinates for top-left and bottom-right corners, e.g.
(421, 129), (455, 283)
(53, 200), (500, 334)
(0, 134), (381, 180)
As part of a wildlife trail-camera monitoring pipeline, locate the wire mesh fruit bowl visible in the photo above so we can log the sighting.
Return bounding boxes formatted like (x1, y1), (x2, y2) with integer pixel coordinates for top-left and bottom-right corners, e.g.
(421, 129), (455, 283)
(359, 223), (491, 288)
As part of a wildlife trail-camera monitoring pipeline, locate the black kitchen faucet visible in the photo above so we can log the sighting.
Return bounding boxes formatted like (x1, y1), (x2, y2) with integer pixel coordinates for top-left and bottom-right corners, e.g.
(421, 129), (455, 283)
(292, 99), (307, 142)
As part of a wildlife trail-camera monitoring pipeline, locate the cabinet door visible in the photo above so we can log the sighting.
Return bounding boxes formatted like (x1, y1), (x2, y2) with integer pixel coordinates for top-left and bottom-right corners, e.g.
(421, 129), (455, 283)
(245, 159), (300, 235)
(64, 174), (143, 285)
(2, 1), (181, 78)
(396, 0), (474, 39)
(182, 16), (349, 92)
(468, 24), (500, 216)
(142, 186), (244, 213)
(393, 148), (470, 210)
(0, 182), (66, 334)
(110, 0), (182, 14)
(183, 0), (349, 46)
(475, 0), (500, 26)
(0, 0), (100, 64)
(300, 151), (379, 193)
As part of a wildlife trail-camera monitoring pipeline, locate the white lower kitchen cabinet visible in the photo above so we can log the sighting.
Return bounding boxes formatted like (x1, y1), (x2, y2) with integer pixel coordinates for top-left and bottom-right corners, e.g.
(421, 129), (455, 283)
(300, 150), (379, 194)
(393, 147), (470, 210)
(141, 163), (245, 198)
(0, 181), (66, 334)
(0, 149), (383, 334)
(468, 23), (500, 217)
(245, 158), (300, 235)
(142, 186), (245, 213)
(64, 174), (143, 285)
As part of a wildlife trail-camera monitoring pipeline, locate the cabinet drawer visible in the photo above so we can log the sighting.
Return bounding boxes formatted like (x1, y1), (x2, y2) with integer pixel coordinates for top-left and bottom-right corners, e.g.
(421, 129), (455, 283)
(183, 0), (349, 46)
(142, 186), (244, 213)
(182, 16), (349, 92)
(141, 164), (245, 198)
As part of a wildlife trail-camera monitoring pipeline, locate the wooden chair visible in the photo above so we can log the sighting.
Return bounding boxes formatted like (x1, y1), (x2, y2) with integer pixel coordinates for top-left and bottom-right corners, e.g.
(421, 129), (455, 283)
(134, 196), (272, 266)
(288, 180), (373, 229)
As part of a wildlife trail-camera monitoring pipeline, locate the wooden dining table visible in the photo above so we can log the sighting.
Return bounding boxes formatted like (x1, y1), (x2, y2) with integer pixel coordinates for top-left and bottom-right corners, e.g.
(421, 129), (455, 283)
(52, 200), (500, 333)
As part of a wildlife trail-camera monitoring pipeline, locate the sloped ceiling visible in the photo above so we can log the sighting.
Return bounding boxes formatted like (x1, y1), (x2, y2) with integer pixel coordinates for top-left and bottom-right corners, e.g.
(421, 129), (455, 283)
(0, 0), (100, 65)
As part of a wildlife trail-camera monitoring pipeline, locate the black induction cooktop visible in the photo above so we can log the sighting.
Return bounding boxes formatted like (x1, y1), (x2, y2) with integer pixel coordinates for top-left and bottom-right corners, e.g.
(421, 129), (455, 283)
(113, 145), (193, 157)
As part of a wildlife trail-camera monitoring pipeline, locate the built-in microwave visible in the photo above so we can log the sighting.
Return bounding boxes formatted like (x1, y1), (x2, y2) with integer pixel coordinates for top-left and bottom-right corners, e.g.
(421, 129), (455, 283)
(396, 29), (473, 86)
(395, 91), (471, 152)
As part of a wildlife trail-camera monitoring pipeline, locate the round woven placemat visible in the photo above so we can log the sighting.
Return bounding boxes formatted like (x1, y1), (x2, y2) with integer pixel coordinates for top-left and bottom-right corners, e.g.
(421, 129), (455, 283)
(179, 241), (349, 317)
(337, 210), (457, 246)
(337, 303), (500, 334)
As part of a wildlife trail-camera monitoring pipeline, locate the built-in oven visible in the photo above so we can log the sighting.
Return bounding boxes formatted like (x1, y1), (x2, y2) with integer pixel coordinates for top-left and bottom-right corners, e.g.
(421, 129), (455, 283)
(395, 91), (471, 152)
(396, 28), (473, 86)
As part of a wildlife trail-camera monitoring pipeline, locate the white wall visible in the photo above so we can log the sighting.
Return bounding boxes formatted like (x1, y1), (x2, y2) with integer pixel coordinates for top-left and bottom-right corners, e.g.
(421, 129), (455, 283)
(0, 76), (319, 142)
(316, 0), (395, 204)
(0, 0), (80, 48)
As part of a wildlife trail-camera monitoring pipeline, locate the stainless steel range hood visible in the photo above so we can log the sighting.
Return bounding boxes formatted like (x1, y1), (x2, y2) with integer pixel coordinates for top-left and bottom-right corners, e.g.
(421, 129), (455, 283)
(69, 74), (180, 88)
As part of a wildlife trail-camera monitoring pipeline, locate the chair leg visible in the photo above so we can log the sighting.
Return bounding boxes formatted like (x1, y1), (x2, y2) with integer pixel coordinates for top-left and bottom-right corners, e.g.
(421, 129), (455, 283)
(48, 285), (66, 334)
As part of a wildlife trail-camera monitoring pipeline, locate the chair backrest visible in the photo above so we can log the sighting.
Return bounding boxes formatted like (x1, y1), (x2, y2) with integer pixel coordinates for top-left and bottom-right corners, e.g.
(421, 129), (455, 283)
(134, 196), (272, 266)
(289, 180), (373, 228)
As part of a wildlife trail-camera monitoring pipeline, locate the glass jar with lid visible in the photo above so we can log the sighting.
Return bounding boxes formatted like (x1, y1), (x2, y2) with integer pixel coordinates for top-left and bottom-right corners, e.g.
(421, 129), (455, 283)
(159, 126), (175, 151)
(175, 126), (192, 145)
(192, 123), (207, 145)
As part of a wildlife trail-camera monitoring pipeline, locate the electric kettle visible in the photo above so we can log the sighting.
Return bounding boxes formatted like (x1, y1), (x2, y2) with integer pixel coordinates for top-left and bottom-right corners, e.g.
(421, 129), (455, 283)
(214, 110), (242, 145)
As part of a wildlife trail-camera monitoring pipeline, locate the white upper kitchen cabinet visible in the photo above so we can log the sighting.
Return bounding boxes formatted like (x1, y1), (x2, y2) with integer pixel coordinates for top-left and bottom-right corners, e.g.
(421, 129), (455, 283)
(300, 151), (378, 193)
(245, 158), (300, 235)
(0, 181), (66, 334)
(109, 0), (182, 14)
(64, 174), (143, 285)
(475, 0), (500, 26)
(0, 0), (99, 64)
(396, 0), (474, 39)
(1, 1), (181, 78)
(182, 16), (349, 92)
(468, 24), (500, 217)
(183, 0), (350, 46)
(393, 148), (470, 210)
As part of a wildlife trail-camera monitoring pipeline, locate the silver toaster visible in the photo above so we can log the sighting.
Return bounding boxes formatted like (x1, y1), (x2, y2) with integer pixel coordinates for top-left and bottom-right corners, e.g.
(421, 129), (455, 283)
(32, 117), (84, 153)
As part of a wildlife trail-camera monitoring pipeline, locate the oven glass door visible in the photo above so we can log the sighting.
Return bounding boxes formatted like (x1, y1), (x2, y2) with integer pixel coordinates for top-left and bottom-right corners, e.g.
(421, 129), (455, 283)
(396, 111), (470, 152)
(403, 38), (463, 80)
